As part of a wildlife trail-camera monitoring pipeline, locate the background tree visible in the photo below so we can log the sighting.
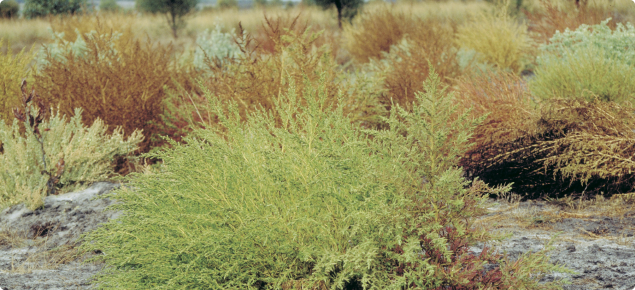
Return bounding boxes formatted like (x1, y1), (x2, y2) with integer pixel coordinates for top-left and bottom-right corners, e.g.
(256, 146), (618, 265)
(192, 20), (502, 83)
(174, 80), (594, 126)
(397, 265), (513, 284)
(0, 0), (20, 18)
(313, 0), (362, 28)
(100, 0), (122, 12)
(23, 0), (87, 18)
(136, 0), (198, 38)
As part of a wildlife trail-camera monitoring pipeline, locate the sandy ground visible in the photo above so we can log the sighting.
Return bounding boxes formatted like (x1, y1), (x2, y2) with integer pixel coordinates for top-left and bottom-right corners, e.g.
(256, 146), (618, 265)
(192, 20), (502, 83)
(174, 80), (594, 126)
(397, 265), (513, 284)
(0, 182), (634, 289)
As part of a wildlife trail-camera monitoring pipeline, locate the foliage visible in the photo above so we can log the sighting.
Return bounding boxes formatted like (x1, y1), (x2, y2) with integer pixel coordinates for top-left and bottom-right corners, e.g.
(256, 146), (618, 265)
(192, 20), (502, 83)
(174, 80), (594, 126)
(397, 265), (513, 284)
(163, 15), (368, 136)
(191, 24), (242, 70)
(344, 7), (418, 63)
(80, 70), (568, 289)
(250, 13), (343, 62)
(0, 82), (143, 211)
(462, 95), (635, 199)
(524, 0), (616, 44)
(38, 14), (136, 69)
(314, 0), (362, 28)
(34, 26), (196, 154)
(48, 13), (134, 43)
(136, 0), (198, 38)
(216, 0), (238, 9)
(456, 71), (540, 186)
(99, 0), (122, 12)
(0, 0), (19, 18)
(0, 39), (36, 124)
(539, 18), (635, 66)
(529, 45), (635, 104)
(369, 18), (461, 113)
(23, 0), (87, 18)
(455, 0), (534, 74)
(455, 71), (539, 148)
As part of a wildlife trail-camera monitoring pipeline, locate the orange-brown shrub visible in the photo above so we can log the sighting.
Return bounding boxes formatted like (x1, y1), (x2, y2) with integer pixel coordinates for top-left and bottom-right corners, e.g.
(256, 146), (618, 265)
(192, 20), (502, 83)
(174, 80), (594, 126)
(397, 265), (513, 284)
(460, 90), (635, 198)
(344, 7), (417, 63)
(525, 0), (617, 44)
(252, 12), (345, 63)
(455, 71), (539, 147)
(373, 18), (461, 112)
(34, 27), (197, 155)
(164, 16), (345, 133)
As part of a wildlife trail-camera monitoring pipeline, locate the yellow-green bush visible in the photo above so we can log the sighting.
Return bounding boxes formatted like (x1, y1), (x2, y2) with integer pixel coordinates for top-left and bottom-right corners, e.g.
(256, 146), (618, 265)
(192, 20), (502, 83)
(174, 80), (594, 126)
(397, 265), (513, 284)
(0, 104), (143, 210)
(0, 39), (36, 123)
(530, 46), (635, 103)
(80, 71), (569, 289)
(455, 0), (534, 74)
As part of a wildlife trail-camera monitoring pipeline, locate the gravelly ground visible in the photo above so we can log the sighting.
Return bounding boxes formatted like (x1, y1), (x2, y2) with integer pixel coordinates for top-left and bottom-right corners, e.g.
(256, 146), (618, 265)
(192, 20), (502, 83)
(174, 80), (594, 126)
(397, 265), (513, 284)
(471, 199), (635, 290)
(0, 182), (634, 289)
(0, 182), (121, 290)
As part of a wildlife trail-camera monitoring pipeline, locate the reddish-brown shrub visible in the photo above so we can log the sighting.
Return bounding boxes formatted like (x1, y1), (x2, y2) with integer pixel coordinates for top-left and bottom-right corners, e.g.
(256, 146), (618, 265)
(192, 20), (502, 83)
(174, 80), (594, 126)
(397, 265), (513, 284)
(34, 26), (197, 155)
(455, 71), (540, 148)
(525, 0), (617, 44)
(344, 7), (417, 63)
(374, 18), (461, 112)
(251, 12), (345, 63)
(164, 15), (347, 133)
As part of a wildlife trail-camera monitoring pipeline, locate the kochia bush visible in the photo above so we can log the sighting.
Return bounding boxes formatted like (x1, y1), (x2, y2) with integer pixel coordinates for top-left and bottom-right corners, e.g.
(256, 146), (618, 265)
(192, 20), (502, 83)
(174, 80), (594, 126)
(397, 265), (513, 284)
(530, 19), (635, 103)
(80, 71), (568, 289)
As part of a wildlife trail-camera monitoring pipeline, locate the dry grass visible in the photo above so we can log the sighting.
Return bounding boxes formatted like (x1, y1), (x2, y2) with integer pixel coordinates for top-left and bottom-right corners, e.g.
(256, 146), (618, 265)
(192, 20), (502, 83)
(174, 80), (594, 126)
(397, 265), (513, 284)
(0, 222), (85, 274)
(0, 18), (49, 55)
(455, 0), (535, 74)
(361, 0), (490, 24)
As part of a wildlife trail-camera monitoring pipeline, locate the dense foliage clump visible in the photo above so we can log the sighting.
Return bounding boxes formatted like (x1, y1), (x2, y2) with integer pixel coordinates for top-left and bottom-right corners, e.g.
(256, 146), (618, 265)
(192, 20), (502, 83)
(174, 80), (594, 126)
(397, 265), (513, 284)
(23, 0), (87, 18)
(0, 39), (36, 124)
(524, 0), (618, 44)
(370, 18), (460, 112)
(0, 82), (143, 210)
(455, 0), (534, 74)
(461, 95), (635, 199)
(80, 70), (568, 289)
(530, 19), (635, 103)
(34, 25), (196, 154)
(0, 0), (19, 18)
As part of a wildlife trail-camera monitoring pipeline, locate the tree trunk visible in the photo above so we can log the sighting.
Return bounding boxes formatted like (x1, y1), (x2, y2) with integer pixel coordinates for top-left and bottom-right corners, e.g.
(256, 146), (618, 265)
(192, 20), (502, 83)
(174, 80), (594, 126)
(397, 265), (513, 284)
(171, 9), (178, 38)
(334, 0), (342, 29)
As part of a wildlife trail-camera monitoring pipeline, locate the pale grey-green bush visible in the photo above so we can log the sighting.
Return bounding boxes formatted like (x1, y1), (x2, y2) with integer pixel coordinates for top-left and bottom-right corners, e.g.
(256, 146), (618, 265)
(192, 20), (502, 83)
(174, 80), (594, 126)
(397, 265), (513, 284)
(0, 107), (143, 210)
(37, 29), (122, 69)
(530, 18), (635, 103)
(192, 24), (241, 70)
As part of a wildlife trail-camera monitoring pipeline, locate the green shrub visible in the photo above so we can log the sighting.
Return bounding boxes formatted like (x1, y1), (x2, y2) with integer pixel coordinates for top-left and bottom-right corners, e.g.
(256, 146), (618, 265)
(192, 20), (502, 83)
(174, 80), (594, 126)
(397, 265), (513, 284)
(540, 18), (635, 65)
(530, 45), (635, 103)
(80, 71), (568, 289)
(530, 18), (635, 103)
(0, 96), (143, 210)
(99, 0), (122, 12)
(23, 0), (87, 18)
(0, 0), (20, 18)
(0, 39), (36, 124)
